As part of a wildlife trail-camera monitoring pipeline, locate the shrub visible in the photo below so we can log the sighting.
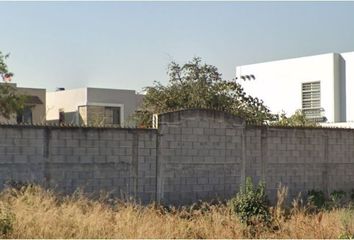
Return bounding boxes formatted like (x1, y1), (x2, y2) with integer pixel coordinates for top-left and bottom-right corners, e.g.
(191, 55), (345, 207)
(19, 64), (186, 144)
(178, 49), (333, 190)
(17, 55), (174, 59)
(307, 190), (325, 209)
(338, 233), (354, 239)
(0, 203), (13, 237)
(229, 177), (271, 226)
(329, 190), (347, 209)
(338, 208), (354, 239)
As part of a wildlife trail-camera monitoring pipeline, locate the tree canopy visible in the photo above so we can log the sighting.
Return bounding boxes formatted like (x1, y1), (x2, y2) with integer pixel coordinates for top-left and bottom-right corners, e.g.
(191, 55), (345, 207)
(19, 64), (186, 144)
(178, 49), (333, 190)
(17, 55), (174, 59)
(0, 51), (25, 120)
(0, 51), (13, 81)
(271, 110), (317, 127)
(134, 57), (275, 127)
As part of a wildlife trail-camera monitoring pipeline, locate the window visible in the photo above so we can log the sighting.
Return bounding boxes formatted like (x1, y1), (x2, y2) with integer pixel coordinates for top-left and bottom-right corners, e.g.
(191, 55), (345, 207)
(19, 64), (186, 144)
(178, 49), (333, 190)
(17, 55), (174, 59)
(302, 81), (322, 120)
(17, 107), (33, 124)
(112, 107), (121, 125)
(104, 107), (121, 125)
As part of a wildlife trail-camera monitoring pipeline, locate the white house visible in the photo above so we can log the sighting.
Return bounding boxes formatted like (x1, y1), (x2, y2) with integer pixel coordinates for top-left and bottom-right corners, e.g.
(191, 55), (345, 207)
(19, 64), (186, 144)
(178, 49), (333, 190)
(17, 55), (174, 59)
(46, 87), (144, 126)
(235, 51), (354, 123)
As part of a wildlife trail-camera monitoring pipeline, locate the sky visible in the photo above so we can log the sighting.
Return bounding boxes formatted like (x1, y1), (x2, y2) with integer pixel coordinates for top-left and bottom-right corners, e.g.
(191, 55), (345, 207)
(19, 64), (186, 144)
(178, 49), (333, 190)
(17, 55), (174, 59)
(1, 1), (354, 92)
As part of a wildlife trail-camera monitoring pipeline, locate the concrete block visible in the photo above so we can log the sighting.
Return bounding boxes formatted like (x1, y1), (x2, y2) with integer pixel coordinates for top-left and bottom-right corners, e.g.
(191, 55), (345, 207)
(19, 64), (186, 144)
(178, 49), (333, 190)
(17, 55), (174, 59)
(185, 177), (197, 185)
(66, 139), (79, 148)
(66, 155), (80, 163)
(80, 155), (94, 163)
(21, 146), (37, 155)
(215, 128), (226, 136)
(119, 141), (132, 148)
(197, 177), (208, 184)
(192, 128), (204, 135)
(72, 147), (86, 156)
(93, 155), (106, 163)
(58, 147), (73, 156)
(13, 155), (28, 163)
(51, 155), (65, 163)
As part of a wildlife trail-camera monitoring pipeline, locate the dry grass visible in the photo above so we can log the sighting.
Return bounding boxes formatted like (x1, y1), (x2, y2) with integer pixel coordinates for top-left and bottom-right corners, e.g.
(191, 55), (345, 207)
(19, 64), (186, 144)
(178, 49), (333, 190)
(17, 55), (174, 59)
(0, 185), (352, 238)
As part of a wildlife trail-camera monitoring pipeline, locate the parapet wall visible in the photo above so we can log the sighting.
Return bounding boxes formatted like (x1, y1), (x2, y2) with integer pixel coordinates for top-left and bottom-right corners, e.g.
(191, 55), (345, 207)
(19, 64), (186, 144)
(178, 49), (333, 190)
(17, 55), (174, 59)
(0, 109), (353, 204)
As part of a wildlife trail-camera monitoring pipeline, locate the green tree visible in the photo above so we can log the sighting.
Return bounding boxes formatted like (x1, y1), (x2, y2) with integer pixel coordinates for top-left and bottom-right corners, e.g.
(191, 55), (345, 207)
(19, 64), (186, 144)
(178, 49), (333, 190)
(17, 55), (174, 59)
(272, 110), (317, 127)
(0, 52), (13, 81)
(0, 51), (25, 119)
(134, 57), (275, 127)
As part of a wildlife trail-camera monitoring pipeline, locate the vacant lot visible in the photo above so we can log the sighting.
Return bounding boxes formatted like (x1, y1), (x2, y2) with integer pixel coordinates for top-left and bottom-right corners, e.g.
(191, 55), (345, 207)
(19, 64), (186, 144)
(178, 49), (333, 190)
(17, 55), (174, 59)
(0, 186), (352, 238)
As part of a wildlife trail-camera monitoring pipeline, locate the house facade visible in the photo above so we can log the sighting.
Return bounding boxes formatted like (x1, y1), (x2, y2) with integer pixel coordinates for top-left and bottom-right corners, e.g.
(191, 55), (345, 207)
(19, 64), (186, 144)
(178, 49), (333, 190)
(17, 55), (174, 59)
(0, 83), (46, 124)
(46, 87), (144, 126)
(17, 86), (46, 124)
(235, 51), (354, 123)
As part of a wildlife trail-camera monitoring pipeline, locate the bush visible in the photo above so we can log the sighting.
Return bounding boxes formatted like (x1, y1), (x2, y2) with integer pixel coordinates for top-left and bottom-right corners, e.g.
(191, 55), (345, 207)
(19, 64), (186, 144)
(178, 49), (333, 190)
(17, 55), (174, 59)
(329, 190), (347, 209)
(230, 177), (271, 226)
(338, 233), (354, 239)
(307, 190), (325, 209)
(0, 203), (13, 237)
(338, 208), (354, 239)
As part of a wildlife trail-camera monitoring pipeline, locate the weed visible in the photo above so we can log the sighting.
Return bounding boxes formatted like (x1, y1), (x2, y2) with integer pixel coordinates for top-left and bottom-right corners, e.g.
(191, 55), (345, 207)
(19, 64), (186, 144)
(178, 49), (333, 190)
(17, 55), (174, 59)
(0, 184), (349, 238)
(329, 190), (347, 209)
(307, 190), (325, 209)
(0, 203), (13, 237)
(229, 177), (271, 227)
(338, 208), (354, 239)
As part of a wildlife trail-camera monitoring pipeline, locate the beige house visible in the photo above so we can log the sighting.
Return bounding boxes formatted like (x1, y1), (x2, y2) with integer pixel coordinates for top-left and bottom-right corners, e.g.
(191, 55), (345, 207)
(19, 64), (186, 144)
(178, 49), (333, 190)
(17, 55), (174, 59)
(46, 87), (144, 126)
(17, 87), (46, 124)
(0, 83), (46, 124)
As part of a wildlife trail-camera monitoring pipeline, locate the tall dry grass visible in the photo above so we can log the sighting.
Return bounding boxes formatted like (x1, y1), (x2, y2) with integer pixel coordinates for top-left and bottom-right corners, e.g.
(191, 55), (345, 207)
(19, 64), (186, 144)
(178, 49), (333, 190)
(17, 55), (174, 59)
(0, 185), (352, 238)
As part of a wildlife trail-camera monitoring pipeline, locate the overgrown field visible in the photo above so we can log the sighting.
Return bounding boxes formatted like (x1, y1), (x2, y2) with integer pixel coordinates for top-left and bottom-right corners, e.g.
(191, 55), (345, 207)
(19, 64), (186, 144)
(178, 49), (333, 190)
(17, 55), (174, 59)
(0, 184), (353, 238)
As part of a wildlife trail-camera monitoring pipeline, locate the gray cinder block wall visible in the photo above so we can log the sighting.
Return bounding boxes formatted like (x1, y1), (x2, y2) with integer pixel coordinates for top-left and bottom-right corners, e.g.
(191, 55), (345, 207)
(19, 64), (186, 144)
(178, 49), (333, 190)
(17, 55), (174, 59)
(46, 128), (157, 203)
(156, 109), (245, 204)
(0, 126), (157, 203)
(0, 109), (354, 205)
(253, 127), (354, 201)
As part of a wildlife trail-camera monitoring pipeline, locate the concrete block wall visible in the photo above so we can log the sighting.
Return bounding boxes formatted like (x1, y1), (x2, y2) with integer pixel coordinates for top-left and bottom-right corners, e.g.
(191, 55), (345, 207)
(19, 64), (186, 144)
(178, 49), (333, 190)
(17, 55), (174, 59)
(47, 128), (157, 203)
(244, 128), (263, 184)
(251, 127), (329, 201)
(0, 109), (354, 205)
(0, 127), (45, 187)
(0, 126), (157, 204)
(157, 109), (354, 204)
(245, 126), (354, 201)
(157, 109), (245, 204)
(326, 130), (354, 192)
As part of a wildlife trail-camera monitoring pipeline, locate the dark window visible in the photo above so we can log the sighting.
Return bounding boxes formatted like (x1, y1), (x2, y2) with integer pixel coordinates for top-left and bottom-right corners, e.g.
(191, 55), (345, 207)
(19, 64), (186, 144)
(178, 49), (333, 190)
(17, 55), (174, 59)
(112, 107), (121, 125)
(17, 107), (33, 124)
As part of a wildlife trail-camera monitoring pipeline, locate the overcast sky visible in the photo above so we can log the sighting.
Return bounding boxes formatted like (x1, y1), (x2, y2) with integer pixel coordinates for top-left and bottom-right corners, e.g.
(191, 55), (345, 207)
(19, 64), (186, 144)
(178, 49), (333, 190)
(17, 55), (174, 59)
(1, 1), (354, 92)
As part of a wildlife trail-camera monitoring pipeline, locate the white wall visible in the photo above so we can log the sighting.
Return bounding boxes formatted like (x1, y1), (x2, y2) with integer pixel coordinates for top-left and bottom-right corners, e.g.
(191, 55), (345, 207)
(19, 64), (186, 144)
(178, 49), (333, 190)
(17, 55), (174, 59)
(333, 53), (347, 122)
(46, 88), (87, 122)
(46, 87), (144, 125)
(236, 53), (342, 122)
(342, 52), (354, 122)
